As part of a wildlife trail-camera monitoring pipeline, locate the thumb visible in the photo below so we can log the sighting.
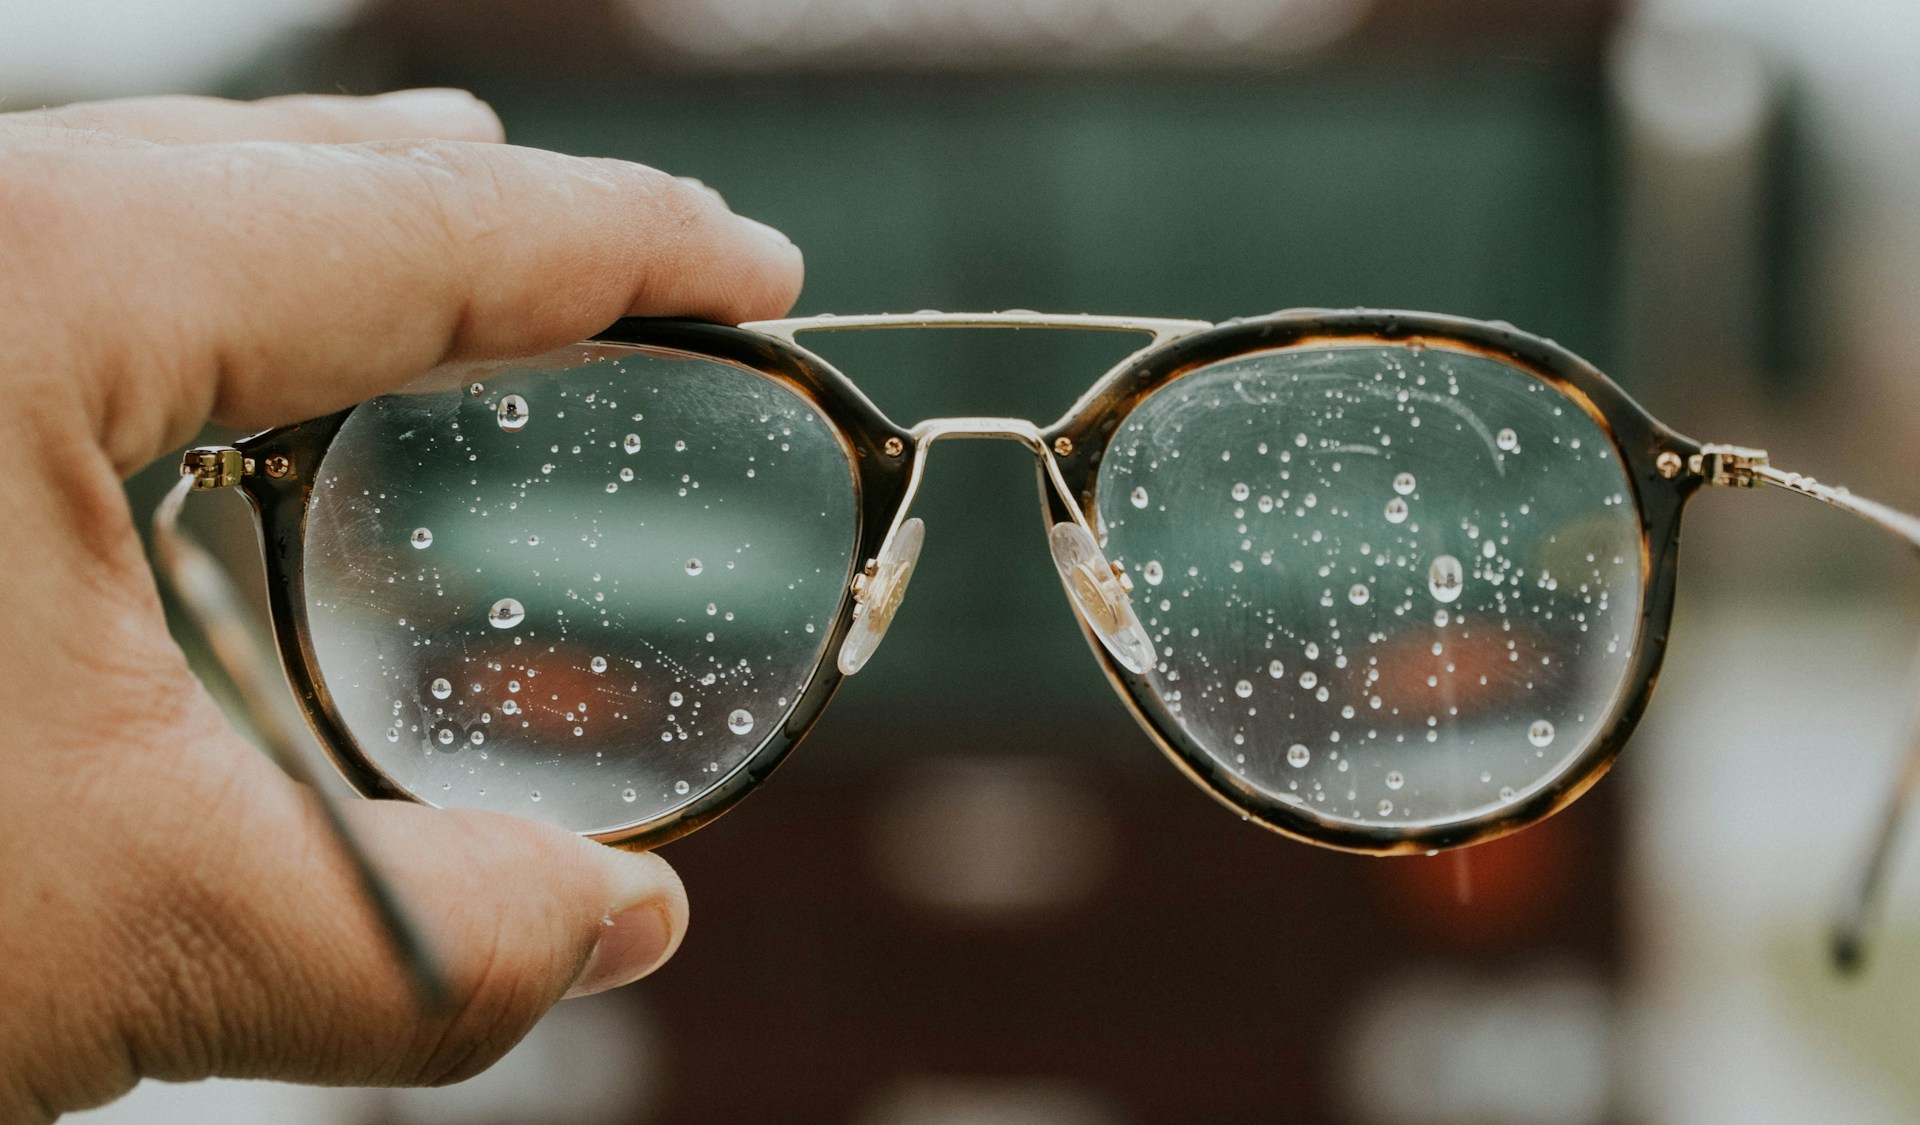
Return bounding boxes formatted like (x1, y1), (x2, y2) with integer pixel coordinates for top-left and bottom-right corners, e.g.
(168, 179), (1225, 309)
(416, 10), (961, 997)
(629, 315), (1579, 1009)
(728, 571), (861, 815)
(109, 752), (688, 1092)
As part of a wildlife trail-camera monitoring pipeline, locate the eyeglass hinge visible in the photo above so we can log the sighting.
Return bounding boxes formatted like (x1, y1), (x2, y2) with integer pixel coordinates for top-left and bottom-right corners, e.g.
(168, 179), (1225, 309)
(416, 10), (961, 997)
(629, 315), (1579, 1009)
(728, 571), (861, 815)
(181, 446), (248, 490)
(1689, 443), (1770, 488)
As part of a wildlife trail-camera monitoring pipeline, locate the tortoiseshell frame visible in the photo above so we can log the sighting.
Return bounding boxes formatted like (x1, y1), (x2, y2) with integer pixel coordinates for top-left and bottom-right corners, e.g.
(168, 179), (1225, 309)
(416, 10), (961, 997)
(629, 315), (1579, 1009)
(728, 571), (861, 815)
(231, 309), (1703, 857)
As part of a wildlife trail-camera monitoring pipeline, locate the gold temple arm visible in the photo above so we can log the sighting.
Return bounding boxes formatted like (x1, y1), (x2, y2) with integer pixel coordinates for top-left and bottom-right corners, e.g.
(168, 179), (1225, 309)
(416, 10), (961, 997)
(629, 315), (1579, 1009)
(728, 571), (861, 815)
(1696, 445), (1920, 972)
(153, 460), (449, 1009)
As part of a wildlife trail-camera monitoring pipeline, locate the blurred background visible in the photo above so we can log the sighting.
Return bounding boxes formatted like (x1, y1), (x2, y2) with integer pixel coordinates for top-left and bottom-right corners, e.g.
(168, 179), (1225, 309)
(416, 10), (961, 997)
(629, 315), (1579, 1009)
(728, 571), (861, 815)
(10, 0), (1920, 1120)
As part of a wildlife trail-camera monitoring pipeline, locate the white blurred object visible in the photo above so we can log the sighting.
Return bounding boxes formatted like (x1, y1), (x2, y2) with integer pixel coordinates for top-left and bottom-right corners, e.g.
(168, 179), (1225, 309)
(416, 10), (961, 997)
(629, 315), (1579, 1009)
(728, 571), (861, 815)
(0, 0), (363, 101)
(1344, 967), (1615, 1125)
(621, 0), (1369, 66)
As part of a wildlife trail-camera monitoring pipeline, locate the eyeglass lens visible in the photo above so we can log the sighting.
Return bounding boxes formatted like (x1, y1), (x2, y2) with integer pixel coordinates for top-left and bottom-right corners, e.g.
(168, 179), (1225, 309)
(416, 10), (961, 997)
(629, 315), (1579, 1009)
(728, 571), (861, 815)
(1094, 343), (1646, 831)
(300, 344), (859, 833)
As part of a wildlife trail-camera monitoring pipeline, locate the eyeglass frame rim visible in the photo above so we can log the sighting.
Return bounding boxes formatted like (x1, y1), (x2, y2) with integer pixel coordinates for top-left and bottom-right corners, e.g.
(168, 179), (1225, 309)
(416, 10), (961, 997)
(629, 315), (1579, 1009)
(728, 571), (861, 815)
(225, 307), (1704, 855)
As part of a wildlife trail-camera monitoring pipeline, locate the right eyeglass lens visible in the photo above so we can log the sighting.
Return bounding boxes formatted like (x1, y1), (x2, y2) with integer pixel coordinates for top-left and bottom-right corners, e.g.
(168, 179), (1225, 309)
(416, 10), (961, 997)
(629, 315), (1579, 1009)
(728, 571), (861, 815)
(300, 343), (859, 836)
(1095, 343), (1646, 834)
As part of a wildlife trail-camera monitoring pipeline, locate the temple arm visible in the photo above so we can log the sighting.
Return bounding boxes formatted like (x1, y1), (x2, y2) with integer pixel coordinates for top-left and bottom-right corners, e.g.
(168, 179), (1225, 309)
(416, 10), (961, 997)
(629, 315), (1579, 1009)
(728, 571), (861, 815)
(1696, 446), (1920, 973)
(153, 458), (448, 1009)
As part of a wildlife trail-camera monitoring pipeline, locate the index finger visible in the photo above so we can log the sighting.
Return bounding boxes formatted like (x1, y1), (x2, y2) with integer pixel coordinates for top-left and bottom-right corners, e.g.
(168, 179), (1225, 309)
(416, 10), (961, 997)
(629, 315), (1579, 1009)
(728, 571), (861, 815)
(9, 135), (804, 473)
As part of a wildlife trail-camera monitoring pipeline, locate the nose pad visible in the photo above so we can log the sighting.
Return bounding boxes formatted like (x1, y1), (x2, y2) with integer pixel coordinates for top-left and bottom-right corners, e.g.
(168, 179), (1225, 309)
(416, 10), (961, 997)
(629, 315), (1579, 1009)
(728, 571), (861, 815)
(837, 517), (926, 675)
(1047, 522), (1155, 675)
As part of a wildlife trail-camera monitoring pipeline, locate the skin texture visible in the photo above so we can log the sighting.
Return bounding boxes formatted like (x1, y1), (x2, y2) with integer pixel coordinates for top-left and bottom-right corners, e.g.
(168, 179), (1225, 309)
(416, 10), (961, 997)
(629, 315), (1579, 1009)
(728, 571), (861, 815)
(0, 90), (805, 1121)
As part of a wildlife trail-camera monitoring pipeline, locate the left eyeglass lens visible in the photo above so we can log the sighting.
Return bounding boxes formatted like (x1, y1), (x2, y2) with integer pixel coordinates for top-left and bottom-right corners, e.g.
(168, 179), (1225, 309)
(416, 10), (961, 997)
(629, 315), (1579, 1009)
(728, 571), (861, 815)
(300, 344), (859, 835)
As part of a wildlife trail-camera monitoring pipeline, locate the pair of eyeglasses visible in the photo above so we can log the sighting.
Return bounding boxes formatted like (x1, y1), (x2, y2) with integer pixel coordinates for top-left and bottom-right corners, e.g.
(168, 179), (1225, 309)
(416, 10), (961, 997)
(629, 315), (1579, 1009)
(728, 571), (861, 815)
(155, 308), (1920, 1000)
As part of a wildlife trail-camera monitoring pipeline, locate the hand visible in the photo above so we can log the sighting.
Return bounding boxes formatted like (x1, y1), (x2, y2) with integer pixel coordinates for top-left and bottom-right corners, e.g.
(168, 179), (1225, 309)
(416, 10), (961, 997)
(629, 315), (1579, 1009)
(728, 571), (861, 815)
(0, 90), (803, 1122)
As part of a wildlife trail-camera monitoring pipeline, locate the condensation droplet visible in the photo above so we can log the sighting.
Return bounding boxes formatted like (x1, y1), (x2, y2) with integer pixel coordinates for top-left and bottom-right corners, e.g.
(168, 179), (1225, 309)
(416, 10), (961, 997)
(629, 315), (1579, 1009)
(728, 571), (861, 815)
(1298, 670), (1318, 690)
(437, 728), (454, 745)
(1268, 659), (1284, 679)
(496, 394), (529, 432)
(1497, 427), (1519, 451)
(1428, 555), (1463, 604)
(1385, 770), (1404, 790)
(430, 677), (451, 700)
(1499, 785), (1517, 802)
(620, 467), (634, 482)
(590, 656), (608, 674)
(728, 708), (754, 735)
(488, 597), (526, 629)
(1528, 719), (1556, 748)
(1348, 583), (1370, 606)
(1230, 482), (1250, 501)
(622, 788), (638, 803)
(1287, 743), (1311, 768)
(685, 558), (704, 577)
(469, 730), (485, 746)
(1142, 560), (1164, 586)
(1385, 497), (1409, 524)
(624, 433), (642, 454)
(674, 780), (691, 796)
(1393, 472), (1416, 495)
(674, 439), (687, 452)
(410, 527), (433, 549)
(668, 691), (684, 708)
(1130, 486), (1150, 509)
(1234, 679), (1253, 698)
(1378, 799), (1394, 816)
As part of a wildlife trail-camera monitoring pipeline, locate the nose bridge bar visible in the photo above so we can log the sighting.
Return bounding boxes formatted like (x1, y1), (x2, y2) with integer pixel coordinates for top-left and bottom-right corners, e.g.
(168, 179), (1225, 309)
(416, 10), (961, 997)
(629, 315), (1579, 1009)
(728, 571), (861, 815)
(908, 416), (1046, 450)
(742, 310), (1212, 345)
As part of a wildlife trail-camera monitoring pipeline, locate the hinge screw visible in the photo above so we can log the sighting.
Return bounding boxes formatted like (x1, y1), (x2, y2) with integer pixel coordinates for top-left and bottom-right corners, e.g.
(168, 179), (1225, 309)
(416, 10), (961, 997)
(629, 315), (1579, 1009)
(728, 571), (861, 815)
(1053, 436), (1074, 457)
(1655, 451), (1683, 479)
(882, 437), (904, 458)
(264, 454), (293, 479)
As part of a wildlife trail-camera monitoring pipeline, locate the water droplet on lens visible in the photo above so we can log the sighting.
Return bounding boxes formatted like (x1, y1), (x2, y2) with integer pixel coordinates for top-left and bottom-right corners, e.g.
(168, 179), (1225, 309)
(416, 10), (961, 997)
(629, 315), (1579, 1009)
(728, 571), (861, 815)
(1268, 659), (1284, 678)
(1348, 583), (1370, 606)
(469, 382), (485, 396)
(1230, 482), (1249, 501)
(1234, 679), (1253, 698)
(488, 597), (526, 629)
(1378, 799), (1394, 816)
(1142, 560), (1164, 586)
(1393, 472), (1416, 495)
(430, 677), (451, 699)
(674, 439), (687, 452)
(590, 656), (608, 674)
(1528, 719), (1555, 747)
(685, 558), (704, 576)
(502, 699), (519, 715)
(496, 394), (529, 431)
(469, 730), (485, 746)
(728, 708), (754, 735)
(1385, 497), (1408, 524)
(1287, 743), (1311, 767)
(1499, 785), (1517, 801)
(620, 467), (634, 482)
(410, 527), (433, 549)
(622, 787), (638, 803)
(1130, 486), (1150, 509)
(668, 691), (684, 707)
(1385, 770), (1404, 790)
(1299, 670), (1317, 689)
(437, 728), (454, 745)
(674, 779), (691, 795)
(624, 433), (642, 454)
(1497, 427), (1519, 451)
(1428, 555), (1463, 603)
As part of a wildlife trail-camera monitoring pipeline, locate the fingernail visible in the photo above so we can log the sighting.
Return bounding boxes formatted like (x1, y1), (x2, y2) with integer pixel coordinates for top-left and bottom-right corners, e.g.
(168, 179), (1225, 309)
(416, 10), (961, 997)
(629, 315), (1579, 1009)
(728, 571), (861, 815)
(375, 88), (500, 138)
(565, 903), (676, 999)
(735, 214), (797, 251)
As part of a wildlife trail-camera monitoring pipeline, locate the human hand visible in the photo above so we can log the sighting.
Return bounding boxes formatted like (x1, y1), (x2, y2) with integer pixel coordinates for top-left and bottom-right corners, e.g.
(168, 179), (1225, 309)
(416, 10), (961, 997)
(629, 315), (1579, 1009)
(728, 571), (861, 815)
(0, 89), (803, 1122)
